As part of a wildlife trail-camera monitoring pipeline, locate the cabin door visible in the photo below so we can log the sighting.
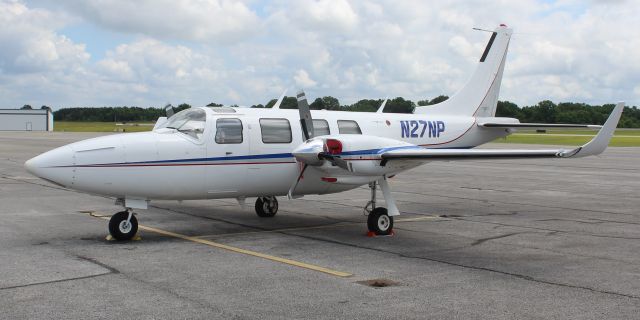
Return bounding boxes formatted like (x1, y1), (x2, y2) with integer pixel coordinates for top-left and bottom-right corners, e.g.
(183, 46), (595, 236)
(206, 117), (249, 196)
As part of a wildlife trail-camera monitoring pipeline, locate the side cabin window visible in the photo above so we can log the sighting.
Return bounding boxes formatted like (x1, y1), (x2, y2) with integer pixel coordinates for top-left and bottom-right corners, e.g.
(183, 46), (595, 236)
(313, 119), (331, 136)
(337, 120), (362, 134)
(260, 118), (292, 143)
(215, 118), (243, 144)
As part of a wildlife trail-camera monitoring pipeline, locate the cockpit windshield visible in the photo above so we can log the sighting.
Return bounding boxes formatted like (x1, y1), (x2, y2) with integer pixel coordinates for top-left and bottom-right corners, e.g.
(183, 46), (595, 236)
(161, 108), (206, 139)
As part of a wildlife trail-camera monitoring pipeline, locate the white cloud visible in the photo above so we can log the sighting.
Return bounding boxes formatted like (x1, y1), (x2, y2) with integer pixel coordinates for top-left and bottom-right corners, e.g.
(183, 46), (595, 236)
(61, 0), (261, 43)
(0, 1), (88, 74)
(1, 0), (640, 109)
(291, 0), (359, 33)
(294, 69), (317, 88)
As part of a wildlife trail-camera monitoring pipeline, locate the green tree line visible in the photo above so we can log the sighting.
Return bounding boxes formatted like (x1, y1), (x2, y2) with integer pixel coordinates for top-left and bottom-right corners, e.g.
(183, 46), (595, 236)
(48, 96), (640, 128)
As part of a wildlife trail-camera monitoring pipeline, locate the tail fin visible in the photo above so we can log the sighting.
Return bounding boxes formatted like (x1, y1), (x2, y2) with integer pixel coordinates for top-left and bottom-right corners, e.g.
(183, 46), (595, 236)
(415, 25), (512, 117)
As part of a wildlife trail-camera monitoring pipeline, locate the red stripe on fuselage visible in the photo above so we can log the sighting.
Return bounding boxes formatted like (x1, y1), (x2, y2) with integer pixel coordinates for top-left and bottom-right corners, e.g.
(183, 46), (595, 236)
(69, 161), (296, 168)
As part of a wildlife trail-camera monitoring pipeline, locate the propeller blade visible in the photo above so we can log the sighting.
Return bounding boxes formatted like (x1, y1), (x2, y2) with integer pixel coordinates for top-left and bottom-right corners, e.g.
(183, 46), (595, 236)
(332, 157), (349, 171)
(319, 153), (349, 171)
(164, 104), (175, 118)
(288, 163), (308, 199)
(296, 90), (314, 140)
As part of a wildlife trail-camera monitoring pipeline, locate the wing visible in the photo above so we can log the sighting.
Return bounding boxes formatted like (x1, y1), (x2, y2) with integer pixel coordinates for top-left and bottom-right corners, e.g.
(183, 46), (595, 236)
(478, 123), (602, 129)
(381, 102), (624, 165)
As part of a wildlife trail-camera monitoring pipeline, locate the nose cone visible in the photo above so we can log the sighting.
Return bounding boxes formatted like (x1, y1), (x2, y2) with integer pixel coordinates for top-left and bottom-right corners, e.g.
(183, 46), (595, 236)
(25, 146), (75, 187)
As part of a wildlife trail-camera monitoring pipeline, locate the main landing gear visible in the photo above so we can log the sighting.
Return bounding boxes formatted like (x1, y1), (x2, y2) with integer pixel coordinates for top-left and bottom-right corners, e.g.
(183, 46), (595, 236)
(364, 180), (396, 236)
(255, 196), (278, 217)
(108, 209), (138, 241)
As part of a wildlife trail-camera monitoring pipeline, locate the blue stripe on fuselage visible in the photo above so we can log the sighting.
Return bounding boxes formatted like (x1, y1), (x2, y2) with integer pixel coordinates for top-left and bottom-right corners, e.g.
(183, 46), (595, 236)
(69, 146), (474, 167)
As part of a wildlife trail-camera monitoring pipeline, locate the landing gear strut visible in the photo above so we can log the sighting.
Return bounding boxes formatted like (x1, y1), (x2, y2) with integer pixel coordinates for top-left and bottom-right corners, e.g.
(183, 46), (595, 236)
(364, 181), (394, 235)
(108, 209), (138, 241)
(255, 196), (278, 217)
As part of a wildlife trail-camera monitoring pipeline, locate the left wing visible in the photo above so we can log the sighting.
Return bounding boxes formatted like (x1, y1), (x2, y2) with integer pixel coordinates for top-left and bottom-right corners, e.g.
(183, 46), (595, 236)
(381, 102), (624, 165)
(478, 123), (602, 129)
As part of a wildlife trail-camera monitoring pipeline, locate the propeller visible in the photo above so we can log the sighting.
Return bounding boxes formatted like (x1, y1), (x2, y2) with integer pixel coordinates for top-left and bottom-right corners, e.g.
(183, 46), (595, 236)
(296, 90), (348, 169)
(288, 90), (349, 198)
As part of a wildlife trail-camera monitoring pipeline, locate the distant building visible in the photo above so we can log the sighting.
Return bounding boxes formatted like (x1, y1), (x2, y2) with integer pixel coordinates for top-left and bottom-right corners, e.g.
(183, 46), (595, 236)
(0, 109), (53, 131)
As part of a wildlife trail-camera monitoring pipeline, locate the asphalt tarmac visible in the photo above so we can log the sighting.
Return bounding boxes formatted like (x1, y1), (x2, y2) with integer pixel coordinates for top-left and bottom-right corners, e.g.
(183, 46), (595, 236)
(1, 131), (639, 319)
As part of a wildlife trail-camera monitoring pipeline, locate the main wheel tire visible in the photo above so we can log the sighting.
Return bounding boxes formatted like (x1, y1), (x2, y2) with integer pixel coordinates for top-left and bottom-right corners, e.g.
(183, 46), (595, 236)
(367, 207), (393, 235)
(255, 197), (278, 218)
(108, 211), (138, 241)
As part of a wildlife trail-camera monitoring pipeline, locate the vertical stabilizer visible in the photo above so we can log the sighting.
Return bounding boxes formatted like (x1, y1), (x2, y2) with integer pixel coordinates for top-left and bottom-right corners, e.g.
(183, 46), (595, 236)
(415, 25), (512, 116)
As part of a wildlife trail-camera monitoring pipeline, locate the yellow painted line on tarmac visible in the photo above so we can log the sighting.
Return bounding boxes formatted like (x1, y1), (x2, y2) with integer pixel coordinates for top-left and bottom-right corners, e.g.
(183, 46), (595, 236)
(396, 216), (443, 222)
(84, 211), (352, 278)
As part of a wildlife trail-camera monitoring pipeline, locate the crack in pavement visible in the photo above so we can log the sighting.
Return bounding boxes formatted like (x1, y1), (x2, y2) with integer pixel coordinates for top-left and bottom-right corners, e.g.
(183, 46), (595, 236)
(74, 254), (121, 274)
(470, 232), (524, 246)
(0, 253), (119, 291)
(0, 273), (113, 291)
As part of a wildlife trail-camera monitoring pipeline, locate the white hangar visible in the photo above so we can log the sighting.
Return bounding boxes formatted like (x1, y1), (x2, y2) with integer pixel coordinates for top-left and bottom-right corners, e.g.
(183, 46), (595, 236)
(0, 109), (53, 131)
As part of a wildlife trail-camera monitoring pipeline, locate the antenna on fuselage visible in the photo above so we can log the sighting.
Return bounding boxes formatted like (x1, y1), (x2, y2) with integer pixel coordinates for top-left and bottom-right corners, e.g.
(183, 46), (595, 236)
(376, 97), (388, 113)
(272, 88), (289, 109)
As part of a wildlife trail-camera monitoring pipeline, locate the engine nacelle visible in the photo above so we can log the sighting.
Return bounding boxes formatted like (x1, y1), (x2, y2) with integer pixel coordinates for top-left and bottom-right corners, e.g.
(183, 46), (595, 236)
(292, 134), (417, 177)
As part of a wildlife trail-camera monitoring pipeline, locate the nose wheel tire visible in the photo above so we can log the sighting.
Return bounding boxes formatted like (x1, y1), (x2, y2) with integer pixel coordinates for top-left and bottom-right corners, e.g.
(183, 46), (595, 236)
(108, 211), (138, 241)
(255, 197), (278, 217)
(367, 207), (393, 235)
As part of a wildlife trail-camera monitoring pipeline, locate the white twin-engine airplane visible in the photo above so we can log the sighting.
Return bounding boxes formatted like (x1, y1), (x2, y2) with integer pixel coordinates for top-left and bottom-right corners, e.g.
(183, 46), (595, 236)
(25, 25), (624, 240)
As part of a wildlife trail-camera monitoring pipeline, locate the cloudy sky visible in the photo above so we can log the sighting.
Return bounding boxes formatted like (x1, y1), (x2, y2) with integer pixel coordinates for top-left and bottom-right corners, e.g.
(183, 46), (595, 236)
(1, 0), (639, 109)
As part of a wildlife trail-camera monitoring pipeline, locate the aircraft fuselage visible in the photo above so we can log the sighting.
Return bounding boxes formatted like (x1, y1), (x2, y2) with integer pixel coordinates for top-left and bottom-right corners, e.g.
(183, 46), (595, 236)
(25, 107), (510, 200)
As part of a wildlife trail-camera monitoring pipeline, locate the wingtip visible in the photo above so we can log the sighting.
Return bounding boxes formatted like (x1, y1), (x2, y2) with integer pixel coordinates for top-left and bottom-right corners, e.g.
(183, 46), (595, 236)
(571, 101), (624, 157)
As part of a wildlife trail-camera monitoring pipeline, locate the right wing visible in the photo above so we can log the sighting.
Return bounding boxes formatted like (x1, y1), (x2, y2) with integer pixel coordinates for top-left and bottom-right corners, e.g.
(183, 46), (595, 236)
(381, 102), (624, 165)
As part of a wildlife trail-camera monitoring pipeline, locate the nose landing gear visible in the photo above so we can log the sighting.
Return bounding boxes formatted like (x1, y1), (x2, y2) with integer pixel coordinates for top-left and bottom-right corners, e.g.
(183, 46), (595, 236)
(255, 196), (278, 217)
(108, 209), (138, 241)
